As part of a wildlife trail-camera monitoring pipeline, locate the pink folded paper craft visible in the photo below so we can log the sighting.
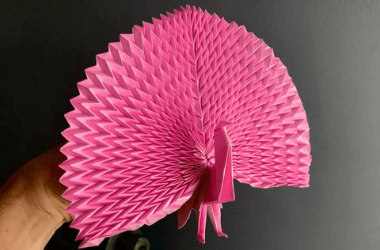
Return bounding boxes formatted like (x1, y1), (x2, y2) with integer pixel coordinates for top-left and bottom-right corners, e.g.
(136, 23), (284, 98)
(60, 5), (312, 248)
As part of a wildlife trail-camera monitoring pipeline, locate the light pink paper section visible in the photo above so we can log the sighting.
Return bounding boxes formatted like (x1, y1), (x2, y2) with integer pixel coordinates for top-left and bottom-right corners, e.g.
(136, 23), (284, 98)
(59, 5), (311, 248)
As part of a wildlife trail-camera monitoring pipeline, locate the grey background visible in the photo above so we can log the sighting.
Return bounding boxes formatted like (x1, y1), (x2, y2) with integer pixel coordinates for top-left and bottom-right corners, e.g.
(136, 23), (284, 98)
(1, 0), (380, 249)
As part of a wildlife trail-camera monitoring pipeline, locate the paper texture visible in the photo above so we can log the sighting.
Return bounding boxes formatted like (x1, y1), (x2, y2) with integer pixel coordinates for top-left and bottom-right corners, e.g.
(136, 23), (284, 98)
(59, 5), (311, 248)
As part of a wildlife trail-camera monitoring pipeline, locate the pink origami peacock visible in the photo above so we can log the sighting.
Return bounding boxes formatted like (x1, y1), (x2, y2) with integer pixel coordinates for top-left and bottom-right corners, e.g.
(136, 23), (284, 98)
(59, 5), (311, 248)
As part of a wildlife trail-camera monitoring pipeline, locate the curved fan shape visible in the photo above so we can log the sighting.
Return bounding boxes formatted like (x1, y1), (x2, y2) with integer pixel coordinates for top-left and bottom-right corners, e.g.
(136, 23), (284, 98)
(60, 5), (311, 248)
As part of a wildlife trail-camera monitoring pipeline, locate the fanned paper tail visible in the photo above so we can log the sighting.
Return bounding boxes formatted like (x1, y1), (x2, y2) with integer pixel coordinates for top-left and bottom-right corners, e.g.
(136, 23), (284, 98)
(59, 5), (311, 247)
(178, 121), (233, 243)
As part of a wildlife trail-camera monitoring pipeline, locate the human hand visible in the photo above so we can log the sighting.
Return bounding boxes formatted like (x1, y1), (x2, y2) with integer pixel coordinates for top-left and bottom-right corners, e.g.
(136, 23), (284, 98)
(0, 142), (73, 250)
(19, 142), (73, 223)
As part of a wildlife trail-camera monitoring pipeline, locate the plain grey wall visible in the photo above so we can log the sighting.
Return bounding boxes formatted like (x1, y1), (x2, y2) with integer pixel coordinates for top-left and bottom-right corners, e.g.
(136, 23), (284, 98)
(1, 0), (379, 249)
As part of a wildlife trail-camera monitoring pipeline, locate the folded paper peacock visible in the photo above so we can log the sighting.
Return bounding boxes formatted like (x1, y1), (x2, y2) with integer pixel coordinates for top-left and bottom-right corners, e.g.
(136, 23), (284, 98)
(59, 5), (312, 248)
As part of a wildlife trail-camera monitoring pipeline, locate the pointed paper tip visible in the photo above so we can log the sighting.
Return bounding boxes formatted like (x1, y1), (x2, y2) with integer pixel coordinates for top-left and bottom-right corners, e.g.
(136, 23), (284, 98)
(218, 231), (228, 238)
(177, 210), (191, 229)
(215, 120), (232, 129)
(197, 233), (206, 244)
